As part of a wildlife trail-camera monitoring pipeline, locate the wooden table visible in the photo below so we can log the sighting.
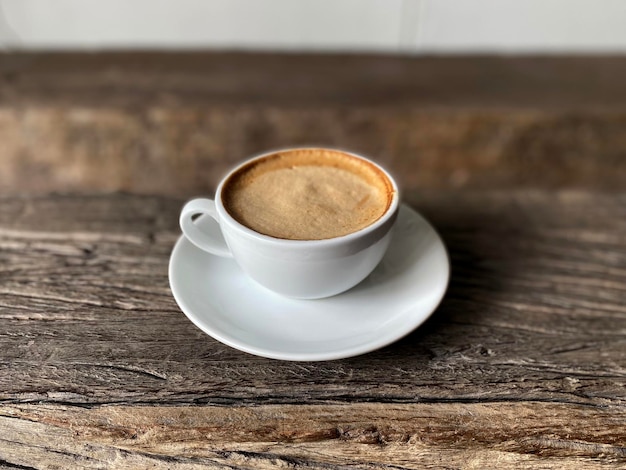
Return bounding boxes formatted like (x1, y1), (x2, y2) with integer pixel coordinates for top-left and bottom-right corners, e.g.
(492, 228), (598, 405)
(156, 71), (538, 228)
(1, 53), (625, 469)
(1, 191), (624, 469)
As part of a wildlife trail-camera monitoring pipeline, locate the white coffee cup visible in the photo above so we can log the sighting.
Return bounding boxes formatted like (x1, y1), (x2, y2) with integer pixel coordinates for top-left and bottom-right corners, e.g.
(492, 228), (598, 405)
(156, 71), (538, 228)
(179, 148), (399, 299)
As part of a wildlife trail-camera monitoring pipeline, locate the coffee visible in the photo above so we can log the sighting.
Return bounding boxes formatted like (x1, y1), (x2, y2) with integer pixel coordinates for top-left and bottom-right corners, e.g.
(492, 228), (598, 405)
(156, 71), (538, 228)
(222, 149), (394, 240)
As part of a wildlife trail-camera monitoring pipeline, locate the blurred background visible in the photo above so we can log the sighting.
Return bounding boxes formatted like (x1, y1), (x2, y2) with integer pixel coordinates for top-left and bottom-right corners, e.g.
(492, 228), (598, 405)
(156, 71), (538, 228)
(3, 0), (626, 53)
(1, 0), (625, 196)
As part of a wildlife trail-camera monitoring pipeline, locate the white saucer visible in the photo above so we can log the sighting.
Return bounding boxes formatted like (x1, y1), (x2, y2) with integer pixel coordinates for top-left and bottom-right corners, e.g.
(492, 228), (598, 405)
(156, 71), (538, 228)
(169, 204), (450, 361)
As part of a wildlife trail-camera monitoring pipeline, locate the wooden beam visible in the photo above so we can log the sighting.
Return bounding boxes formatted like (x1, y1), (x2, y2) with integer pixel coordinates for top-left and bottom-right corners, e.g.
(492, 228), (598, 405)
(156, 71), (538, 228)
(1, 54), (626, 194)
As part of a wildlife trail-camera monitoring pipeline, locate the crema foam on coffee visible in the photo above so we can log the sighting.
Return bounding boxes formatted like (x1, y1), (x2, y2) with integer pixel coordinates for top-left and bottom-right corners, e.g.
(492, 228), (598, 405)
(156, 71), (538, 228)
(222, 149), (394, 240)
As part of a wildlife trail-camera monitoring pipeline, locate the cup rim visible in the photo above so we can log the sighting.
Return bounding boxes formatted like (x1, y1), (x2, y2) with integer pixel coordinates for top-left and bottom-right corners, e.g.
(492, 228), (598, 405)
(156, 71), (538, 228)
(215, 147), (399, 248)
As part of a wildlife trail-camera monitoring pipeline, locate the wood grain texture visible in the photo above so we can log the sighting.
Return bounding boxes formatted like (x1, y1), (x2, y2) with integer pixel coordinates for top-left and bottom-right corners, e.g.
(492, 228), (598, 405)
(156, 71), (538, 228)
(1, 53), (626, 195)
(0, 192), (625, 468)
(1, 403), (624, 469)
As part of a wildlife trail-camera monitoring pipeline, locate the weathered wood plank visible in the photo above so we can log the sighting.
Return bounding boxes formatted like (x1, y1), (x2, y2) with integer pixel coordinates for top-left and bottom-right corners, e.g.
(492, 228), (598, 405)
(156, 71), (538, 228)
(0, 193), (624, 407)
(1, 403), (624, 469)
(3, 53), (626, 110)
(1, 54), (626, 194)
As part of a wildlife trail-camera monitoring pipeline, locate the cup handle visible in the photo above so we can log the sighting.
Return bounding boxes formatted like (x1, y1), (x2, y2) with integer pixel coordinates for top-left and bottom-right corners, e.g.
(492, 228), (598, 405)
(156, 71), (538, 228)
(179, 198), (233, 258)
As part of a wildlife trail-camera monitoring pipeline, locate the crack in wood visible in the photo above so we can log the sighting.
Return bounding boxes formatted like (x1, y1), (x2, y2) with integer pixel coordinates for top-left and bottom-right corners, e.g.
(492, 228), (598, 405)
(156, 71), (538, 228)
(70, 363), (168, 381)
(0, 459), (38, 470)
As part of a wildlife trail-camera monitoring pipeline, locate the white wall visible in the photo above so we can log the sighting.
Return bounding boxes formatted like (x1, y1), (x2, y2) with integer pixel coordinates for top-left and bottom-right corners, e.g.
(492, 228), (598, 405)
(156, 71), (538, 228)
(1, 0), (626, 53)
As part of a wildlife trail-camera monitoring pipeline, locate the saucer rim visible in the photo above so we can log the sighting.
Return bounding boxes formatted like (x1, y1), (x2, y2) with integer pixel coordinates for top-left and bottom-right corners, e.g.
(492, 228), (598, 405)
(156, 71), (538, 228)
(169, 204), (450, 361)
